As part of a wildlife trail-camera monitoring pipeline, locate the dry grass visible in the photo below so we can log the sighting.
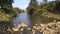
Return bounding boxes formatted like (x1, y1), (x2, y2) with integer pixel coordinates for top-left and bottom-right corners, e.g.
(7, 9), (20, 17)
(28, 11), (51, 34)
(41, 12), (60, 20)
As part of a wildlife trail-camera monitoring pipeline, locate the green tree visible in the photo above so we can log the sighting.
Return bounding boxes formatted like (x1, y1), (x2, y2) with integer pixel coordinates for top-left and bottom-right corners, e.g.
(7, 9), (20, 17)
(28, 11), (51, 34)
(43, 0), (47, 3)
(0, 0), (14, 14)
(27, 0), (38, 14)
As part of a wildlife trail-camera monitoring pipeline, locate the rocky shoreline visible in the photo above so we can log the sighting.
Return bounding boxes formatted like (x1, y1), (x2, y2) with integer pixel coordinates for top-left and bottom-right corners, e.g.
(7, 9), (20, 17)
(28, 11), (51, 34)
(39, 22), (60, 34)
(2, 21), (60, 34)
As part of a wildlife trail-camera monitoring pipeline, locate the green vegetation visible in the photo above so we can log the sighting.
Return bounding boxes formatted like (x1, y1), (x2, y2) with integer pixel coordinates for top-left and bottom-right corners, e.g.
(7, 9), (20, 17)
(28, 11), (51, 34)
(0, 0), (23, 22)
(27, 0), (60, 20)
(0, 0), (60, 22)
(27, 0), (38, 14)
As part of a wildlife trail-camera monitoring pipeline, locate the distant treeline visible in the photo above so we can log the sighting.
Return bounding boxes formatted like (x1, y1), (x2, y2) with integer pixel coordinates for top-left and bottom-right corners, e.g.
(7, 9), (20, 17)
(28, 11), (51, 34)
(27, 0), (60, 14)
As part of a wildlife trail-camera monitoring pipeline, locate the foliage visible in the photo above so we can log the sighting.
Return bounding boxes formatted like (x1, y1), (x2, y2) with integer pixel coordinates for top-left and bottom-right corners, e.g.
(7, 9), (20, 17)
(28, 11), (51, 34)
(27, 0), (60, 14)
(0, 0), (14, 14)
(0, 8), (23, 22)
(0, 0), (23, 22)
(27, 0), (38, 14)
(13, 7), (24, 15)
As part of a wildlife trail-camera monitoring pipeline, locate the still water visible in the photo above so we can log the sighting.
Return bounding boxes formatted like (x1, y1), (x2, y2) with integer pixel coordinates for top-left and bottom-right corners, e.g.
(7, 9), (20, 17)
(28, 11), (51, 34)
(0, 12), (54, 34)
(13, 12), (41, 26)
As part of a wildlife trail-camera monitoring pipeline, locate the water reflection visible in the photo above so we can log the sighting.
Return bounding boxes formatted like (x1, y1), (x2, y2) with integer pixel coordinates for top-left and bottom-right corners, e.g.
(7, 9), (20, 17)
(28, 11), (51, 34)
(13, 12), (41, 26)
(13, 12), (30, 25)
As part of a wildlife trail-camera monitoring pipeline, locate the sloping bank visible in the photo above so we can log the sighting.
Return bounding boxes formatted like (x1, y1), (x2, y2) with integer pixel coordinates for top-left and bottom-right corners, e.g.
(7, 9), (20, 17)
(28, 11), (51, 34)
(0, 10), (20, 23)
(40, 12), (60, 21)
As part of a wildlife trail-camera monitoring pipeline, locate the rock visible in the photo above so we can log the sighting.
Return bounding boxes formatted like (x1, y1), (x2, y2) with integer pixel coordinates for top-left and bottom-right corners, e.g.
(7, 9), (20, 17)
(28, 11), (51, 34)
(18, 23), (27, 28)
(12, 23), (27, 32)
(39, 22), (60, 34)
(33, 26), (36, 29)
(32, 29), (35, 34)
(20, 28), (24, 31)
(27, 28), (31, 31)
(12, 27), (19, 32)
(9, 22), (60, 34)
